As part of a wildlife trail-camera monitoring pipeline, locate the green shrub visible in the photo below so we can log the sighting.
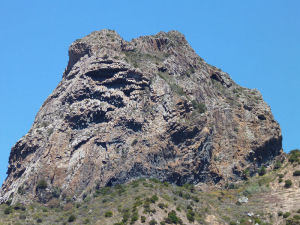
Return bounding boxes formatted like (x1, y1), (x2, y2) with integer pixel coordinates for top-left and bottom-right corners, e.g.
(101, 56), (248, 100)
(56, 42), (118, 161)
(191, 100), (206, 114)
(293, 170), (300, 176)
(279, 178), (283, 183)
(68, 214), (76, 222)
(149, 178), (161, 183)
(278, 211), (283, 216)
(51, 186), (61, 198)
(13, 203), (26, 211)
(187, 205), (193, 210)
(226, 183), (237, 189)
(36, 179), (47, 190)
(258, 166), (267, 176)
(192, 196), (199, 202)
(165, 210), (182, 224)
(4, 206), (12, 214)
(293, 214), (300, 220)
(163, 181), (169, 187)
(274, 160), (282, 170)
(289, 149), (300, 163)
(105, 211), (113, 217)
(141, 216), (146, 223)
(36, 218), (43, 223)
(83, 218), (90, 224)
(283, 212), (291, 218)
(149, 219), (157, 225)
(287, 218), (300, 225)
(122, 209), (130, 223)
(278, 174), (284, 178)
(150, 195), (159, 203)
(130, 211), (138, 224)
(242, 168), (250, 179)
(285, 180), (292, 188)
(186, 209), (195, 222)
(158, 203), (166, 209)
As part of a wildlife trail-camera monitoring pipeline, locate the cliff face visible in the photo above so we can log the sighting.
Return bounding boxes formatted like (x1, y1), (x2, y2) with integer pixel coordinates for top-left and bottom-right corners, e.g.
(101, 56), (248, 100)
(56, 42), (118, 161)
(0, 30), (282, 203)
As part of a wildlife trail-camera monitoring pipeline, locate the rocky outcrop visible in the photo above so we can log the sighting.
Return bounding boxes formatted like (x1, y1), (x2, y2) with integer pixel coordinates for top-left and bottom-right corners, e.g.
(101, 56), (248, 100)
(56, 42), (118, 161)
(0, 29), (282, 203)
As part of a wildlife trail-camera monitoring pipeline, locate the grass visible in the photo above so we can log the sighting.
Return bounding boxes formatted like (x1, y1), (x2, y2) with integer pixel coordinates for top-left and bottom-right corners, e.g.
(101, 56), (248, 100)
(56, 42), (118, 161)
(0, 175), (276, 225)
(124, 51), (167, 69)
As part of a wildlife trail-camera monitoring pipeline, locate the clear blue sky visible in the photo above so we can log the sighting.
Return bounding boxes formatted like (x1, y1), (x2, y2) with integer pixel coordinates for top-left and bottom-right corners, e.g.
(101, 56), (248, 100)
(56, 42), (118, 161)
(0, 0), (299, 185)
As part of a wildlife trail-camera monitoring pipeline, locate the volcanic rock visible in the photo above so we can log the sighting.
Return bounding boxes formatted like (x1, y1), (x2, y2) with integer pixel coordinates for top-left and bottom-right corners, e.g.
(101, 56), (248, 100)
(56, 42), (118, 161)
(0, 29), (282, 203)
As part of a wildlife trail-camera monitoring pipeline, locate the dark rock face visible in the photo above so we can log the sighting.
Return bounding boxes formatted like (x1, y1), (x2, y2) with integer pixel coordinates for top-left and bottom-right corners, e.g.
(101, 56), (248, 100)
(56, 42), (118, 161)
(0, 29), (282, 203)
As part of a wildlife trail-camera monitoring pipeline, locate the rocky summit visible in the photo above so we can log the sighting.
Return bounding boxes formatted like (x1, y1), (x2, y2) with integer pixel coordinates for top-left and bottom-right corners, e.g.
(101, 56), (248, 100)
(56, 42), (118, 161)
(0, 29), (282, 204)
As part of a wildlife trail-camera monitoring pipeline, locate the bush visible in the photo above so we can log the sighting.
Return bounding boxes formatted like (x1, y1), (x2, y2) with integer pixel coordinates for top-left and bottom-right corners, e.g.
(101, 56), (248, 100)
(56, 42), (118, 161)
(191, 100), (206, 114)
(51, 186), (61, 198)
(158, 203), (166, 209)
(289, 149), (300, 163)
(149, 219), (157, 225)
(165, 210), (182, 224)
(242, 168), (250, 179)
(68, 214), (76, 222)
(130, 211), (138, 224)
(186, 209), (195, 222)
(150, 195), (159, 203)
(226, 183), (237, 189)
(287, 218), (300, 225)
(258, 166), (267, 176)
(293, 170), (300, 176)
(4, 206), (12, 214)
(141, 216), (146, 223)
(274, 160), (282, 170)
(285, 180), (293, 188)
(105, 211), (113, 217)
(192, 196), (199, 202)
(36, 179), (47, 190)
(278, 211), (283, 216)
(283, 212), (291, 218)
(13, 203), (26, 211)
(36, 218), (43, 223)
(293, 215), (300, 220)
(122, 209), (130, 223)
(83, 218), (90, 224)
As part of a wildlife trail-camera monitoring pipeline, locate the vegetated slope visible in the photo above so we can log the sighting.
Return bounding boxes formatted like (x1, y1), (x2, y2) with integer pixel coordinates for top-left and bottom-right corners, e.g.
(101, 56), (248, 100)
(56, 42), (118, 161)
(0, 29), (282, 204)
(0, 150), (300, 225)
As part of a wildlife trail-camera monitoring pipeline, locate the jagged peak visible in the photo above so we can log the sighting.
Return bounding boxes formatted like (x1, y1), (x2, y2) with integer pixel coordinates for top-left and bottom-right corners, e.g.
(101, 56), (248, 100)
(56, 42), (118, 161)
(63, 30), (192, 77)
(0, 29), (282, 205)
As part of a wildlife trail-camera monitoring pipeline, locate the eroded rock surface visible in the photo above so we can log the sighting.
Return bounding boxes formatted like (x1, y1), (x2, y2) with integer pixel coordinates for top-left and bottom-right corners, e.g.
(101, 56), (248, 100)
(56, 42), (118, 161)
(0, 29), (282, 203)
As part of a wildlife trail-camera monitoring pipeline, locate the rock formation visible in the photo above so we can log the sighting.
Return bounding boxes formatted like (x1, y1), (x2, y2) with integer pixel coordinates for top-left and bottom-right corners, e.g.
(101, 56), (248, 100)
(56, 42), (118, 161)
(0, 29), (282, 203)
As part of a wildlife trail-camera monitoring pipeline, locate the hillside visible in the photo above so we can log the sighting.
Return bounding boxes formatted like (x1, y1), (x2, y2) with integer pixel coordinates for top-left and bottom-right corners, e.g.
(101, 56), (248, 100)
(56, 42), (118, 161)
(0, 150), (300, 225)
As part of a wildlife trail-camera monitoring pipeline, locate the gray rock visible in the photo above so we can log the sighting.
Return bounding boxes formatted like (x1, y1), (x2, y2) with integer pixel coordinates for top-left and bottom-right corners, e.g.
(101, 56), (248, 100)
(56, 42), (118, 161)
(0, 29), (282, 203)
